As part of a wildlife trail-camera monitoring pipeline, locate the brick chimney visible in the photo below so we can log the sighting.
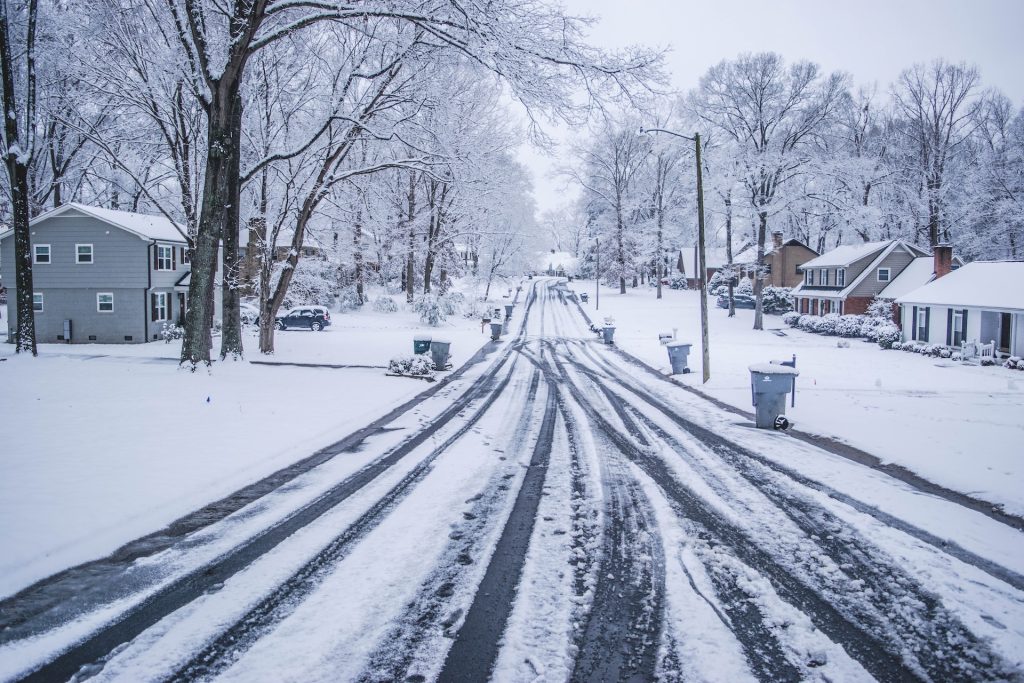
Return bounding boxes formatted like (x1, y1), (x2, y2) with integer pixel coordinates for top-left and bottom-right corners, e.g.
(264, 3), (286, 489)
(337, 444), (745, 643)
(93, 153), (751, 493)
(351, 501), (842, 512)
(772, 231), (784, 251)
(933, 243), (953, 279)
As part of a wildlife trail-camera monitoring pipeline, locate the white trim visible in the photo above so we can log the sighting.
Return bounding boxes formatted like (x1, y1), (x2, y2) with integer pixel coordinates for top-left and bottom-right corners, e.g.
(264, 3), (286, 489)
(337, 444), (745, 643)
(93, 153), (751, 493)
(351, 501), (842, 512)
(32, 292), (44, 312)
(877, 267), (891, 282)
(97, 292), (114, 312)
(33, 244), (51, 264)
(836, 268), (846, 287)
(76, 243), (94, 264)
(153, 291), (168, 320)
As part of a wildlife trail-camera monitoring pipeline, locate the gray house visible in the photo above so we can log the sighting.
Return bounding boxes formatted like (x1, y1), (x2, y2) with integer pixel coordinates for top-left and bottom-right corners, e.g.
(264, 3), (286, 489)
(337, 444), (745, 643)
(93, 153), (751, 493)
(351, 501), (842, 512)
(0, 203), (191, 344)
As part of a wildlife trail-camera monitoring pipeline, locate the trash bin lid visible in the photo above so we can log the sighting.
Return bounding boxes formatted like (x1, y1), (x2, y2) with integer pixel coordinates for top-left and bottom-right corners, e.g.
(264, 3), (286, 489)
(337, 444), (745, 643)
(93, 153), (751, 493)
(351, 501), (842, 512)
(414, 334), (432, 342)
(432, 338), (451, 344)
(666, 341), (692, 348)
(748, 363), (799, 376)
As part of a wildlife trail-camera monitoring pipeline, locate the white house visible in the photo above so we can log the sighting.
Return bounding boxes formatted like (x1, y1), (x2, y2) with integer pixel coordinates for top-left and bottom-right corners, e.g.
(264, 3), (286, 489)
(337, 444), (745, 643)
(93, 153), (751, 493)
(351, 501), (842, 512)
(895, 260), (1024, 357)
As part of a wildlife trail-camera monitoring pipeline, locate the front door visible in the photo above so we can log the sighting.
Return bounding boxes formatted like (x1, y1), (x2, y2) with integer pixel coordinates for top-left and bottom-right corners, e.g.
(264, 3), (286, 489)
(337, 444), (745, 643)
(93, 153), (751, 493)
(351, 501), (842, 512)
(999, 312), (1012, 354)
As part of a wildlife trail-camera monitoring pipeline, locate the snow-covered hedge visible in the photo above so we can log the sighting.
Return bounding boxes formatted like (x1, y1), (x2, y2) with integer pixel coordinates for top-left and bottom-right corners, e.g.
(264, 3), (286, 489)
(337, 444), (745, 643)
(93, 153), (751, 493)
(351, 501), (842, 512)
(372, 296), (399, 313)
(876, 324), (901, 349)
(413, 294), (446, 326)
(835, 314), (865, 337)
(337, 286), (362, 312)
(161, 323), (184, 343)
(388, 354), (434, 377)
(668, 275), (688, 290)
(440, 291), (465, 316)
(782, 311), (802, 327)
(761, 286), (793, 314)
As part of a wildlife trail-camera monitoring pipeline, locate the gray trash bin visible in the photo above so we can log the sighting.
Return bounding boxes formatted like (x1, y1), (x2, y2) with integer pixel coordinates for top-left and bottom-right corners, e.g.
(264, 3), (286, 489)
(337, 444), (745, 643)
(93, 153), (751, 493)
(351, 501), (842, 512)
(490, 322), (503, 340)
(413, 334), (432, 355)
(504, 304), (514, 319)
(430, 338), (451, 370)
(749, 363), (799, 429)
(602, 325), (616, 344)
(666, 341), (692, 374)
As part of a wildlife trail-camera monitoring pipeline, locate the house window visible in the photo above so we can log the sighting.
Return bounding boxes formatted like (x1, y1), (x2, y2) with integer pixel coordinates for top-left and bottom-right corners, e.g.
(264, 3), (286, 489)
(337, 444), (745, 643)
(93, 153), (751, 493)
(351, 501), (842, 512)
(33, 244), (51, 264)
(795, 264), (802, 275)
(805, 270), (815, 286)
(97, 293), (114, 312)
(180, 246), (190, 265)
(952, 309), (965, 346)
(76, 244), (94, 264)
(152, 292), (168, 321)
(836, 268), (846, 287)
(156, 245), (173, 271)
(877, 267), (891, 282)
(820, 269), (829, 286)
(916, 307), (929, 341)
(33, 292), (44, 312)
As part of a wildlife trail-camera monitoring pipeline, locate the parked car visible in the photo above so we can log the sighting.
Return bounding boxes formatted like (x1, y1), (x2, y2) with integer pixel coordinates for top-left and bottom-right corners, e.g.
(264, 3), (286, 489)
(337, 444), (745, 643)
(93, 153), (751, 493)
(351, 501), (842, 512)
(275, 307), (331, 331)
(239, 303), (261, 326)
(716, 293), (757, 309)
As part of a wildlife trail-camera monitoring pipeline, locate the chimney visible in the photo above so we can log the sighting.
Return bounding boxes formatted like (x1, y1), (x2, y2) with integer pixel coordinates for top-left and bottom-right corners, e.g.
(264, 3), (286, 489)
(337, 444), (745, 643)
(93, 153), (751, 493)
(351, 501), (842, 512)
(933, 244), (953, 279)
(772, 231), (784, 251)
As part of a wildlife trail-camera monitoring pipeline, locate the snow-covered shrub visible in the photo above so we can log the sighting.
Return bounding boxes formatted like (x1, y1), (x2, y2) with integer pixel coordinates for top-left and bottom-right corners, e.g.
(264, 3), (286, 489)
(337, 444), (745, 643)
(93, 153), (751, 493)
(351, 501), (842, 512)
(761, 286), (793, 314)
(440, 291), (465, 316)
(1003, 356), (1021, 370)
(736, 278), (754, 296)
(161, 323), (184, 343)
(866, 297), (895, 322)
(668, 274), (688, 290)
(835, 314), (865, 337)
(708, 269), (732, 295)
(951, 351), (963, 361)
(922, 343), (941, 357)
(372, 296), (398, 313)
(413, 294), (446, 326)
(816, 313), (840, 335)
(981, 357), (996, 367)
(782, 311), (802, 327)
(337, 286), (361, 312)
(798, 314), (820, 332)
(876, 324), (901, 349)
(388, 354), (434, 377)
(891, 341), (904, 351)
(939, 348), (952, 359)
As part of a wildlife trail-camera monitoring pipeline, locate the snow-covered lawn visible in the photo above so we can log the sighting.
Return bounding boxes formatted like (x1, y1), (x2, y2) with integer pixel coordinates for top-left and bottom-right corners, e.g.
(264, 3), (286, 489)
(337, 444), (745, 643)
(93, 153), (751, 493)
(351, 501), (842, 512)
(572, 281), (1024, 517)
(0, 302), (493, 599)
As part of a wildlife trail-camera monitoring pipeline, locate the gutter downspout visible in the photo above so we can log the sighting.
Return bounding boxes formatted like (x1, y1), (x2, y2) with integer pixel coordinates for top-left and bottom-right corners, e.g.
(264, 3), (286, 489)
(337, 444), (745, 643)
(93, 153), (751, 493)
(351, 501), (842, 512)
(146, 241), (153, 342)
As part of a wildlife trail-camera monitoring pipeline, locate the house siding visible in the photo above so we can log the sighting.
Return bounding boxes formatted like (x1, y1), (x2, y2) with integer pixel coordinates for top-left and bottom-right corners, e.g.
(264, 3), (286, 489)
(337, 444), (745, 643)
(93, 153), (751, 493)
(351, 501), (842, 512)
(850, 249), (916, 299)
(22, 215), (152, 288)
(766, 243), (818, 287)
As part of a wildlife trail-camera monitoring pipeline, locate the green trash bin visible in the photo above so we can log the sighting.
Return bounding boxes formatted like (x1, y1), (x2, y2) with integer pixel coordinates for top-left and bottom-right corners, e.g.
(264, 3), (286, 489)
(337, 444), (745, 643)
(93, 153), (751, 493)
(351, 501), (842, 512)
(413, 335), (432, 355)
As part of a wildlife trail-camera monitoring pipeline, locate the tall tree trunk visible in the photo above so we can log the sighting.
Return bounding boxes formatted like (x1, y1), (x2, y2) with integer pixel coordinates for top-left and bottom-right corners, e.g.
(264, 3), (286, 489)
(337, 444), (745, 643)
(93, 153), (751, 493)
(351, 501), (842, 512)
(220, 93), (244, 359)
(724, 190), (735, 317)
(8, 162), (36, 355)
(753, 209), (768, 330)
(353, 213), (365, 305)
(405, 173), (416, 304)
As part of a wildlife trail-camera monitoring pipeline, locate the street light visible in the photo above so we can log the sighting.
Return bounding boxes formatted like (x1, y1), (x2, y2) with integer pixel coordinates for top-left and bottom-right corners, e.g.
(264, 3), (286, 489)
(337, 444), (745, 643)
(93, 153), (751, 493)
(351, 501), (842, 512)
(639, 126), (710, 384)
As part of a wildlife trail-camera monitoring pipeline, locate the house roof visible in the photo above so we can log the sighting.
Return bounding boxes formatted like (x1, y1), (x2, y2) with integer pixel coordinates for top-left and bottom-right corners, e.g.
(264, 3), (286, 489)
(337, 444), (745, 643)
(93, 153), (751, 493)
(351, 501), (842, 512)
(678, 244), (756, 273)
(792, 240), (929, 301)
(799, 241), (891, 269)
(0, 203), (189, 243)
(895, 261), (1024, 311)
(878, 257), (935, 300)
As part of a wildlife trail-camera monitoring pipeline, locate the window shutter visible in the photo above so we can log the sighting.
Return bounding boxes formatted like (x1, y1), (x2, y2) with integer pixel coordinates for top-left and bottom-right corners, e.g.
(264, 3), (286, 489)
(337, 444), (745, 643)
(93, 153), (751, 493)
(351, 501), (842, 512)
(924, 307), (930, 342)
(153, 245), (159, 270)
(912, 306), (918, 340)
(961, 310), (968, 342)
(946, 308), (953, 345)
(151, 293), (157, 321)
(172, 247), (176, 270)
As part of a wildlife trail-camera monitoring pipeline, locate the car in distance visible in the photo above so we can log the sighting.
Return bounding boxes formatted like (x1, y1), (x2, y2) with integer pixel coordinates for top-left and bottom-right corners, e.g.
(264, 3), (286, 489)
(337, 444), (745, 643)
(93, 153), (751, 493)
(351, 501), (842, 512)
(240, 303), (261, 326)
(275, 307), (331, 331)
(716, 293), (757, 309)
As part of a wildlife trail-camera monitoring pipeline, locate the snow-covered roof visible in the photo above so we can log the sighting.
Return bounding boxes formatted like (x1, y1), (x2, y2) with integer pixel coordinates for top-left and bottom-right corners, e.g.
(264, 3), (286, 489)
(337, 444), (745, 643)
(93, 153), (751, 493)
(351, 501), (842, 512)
(679, 244), (756, 273)
(12, 203), (189, 243)
(895, 261), (1024, 311)
(799, 241), (890, 269)
(878, 257), (935, 300)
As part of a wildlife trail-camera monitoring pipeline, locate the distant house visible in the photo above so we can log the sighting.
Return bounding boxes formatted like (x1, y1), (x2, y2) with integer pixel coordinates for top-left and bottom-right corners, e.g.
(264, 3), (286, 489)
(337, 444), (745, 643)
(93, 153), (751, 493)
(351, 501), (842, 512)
(678, 232), (817, 289)
(895, 260), (1024, 358)
(790, 239), (932, 316)
(0, 203), (191, 344)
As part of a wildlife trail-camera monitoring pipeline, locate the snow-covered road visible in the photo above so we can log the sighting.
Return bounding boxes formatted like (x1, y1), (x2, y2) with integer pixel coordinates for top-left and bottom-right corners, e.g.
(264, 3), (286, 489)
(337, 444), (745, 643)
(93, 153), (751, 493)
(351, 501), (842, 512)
(2, 279), (1022, 682)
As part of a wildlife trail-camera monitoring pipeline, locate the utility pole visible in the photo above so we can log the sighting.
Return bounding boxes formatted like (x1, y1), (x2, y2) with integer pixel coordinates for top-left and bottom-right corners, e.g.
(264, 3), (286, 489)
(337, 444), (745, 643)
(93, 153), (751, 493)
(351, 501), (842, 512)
(640, 126), (711, 383)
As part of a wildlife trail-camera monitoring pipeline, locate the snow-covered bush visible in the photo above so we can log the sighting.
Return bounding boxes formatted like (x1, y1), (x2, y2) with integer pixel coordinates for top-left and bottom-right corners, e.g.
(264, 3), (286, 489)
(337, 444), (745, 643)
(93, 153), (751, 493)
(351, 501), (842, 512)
(372, 296), (399, 313)
(1003, 356), (1021, 370)
(337, 286), (361, 312)
(816, 313), (840, 335)
(866, 297), (895, 322)
(736, 278), (754, 295)
(388, 354), (434, 377)
(922, 344), (943, 357)
(782, 311), (802, 327)
(835, 314), (865, 337)
(413, 294), (446, 326)
(951, 351), (963, 361)
(760, 286), (793, 314)
(876, 324), (901, 349)
(440, 291), (465, 316)
(798, 314), (820, 332)
(891, 341), (904, 351)
(161, 323), (184, 343)
(668, 274), (688, 290)
(708, 269), (732, 295)
(939, 348), (952, 359)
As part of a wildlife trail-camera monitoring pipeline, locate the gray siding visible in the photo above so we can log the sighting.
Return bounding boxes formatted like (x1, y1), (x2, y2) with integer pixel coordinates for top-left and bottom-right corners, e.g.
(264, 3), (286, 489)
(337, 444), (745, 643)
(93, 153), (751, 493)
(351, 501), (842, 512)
(22, 287), (147, 344)
(23, 215), (153, 288)
(850, 249), (916, 298)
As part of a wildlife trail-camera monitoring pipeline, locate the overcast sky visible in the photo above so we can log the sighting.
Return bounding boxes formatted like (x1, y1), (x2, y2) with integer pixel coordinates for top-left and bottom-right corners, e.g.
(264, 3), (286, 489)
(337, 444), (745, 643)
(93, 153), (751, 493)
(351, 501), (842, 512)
(519, 0), (1024, 214)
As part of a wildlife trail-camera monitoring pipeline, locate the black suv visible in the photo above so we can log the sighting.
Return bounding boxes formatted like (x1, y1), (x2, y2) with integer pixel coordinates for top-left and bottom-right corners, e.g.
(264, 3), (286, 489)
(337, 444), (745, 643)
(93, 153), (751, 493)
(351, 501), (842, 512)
(275, 307), (331, 331)
(716, 293), (757, 309)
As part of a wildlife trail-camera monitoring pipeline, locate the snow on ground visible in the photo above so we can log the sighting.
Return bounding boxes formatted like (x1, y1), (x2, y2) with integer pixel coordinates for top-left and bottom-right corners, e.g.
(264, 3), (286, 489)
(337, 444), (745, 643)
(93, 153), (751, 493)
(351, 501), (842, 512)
(0, 298), (494, 599)
(570, 281), (1024, 517)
